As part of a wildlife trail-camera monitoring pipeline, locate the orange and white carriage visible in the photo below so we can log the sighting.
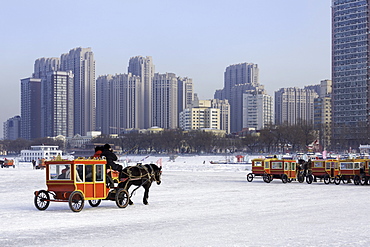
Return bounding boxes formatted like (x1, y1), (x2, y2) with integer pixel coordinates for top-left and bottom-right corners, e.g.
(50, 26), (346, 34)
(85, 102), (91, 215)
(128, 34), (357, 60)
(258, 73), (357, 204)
(34, 158), (129, 212)
(305, 159), (339, 184)
(334, 158), (367, 185)
(247, 157), (304, 183)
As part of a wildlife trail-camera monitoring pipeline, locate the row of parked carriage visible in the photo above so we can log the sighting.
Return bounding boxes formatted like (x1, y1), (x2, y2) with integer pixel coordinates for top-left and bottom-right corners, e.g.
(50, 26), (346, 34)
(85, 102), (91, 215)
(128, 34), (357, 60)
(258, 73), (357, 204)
(246, 156), (370, 185)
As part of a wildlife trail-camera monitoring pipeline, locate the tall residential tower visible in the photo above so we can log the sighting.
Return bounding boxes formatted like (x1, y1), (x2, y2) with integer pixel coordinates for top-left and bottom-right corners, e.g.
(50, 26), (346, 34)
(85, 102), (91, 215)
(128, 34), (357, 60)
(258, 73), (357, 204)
(60, 47), (95, 136)
(332, 0), (370, 147)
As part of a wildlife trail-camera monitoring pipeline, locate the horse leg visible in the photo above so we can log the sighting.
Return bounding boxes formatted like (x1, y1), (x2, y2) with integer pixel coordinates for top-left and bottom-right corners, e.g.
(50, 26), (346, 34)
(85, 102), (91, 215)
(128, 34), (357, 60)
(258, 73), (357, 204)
(143, 183), (151, 205)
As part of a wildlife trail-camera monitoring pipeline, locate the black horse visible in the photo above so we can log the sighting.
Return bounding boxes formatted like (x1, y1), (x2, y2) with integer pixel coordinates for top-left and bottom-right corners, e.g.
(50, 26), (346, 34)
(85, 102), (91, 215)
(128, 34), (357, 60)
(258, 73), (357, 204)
(119, 163), (162, 205)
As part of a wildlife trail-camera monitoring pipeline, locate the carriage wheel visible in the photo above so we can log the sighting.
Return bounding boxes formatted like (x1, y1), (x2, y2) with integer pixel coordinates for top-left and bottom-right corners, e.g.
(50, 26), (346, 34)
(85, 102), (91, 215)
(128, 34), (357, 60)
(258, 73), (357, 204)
(246, 173), (253, 182)
(263, 174), (271, 183)
(281, 174), (288, 183)
(88, 199), (101, 207)
(116, 189), (129, 208)
(34, 190), (50, 211)
(324, 174), (330, 184)
(353, 175), (360, 185)
(360, 176), (368, 185)
(287, 178), (292, 183)
(306, 175), (313, 184)
(69, 191), (85, 212)
(341, 177), (348, 184)
(334, 176), (341, 185)
(298, 173), (305, 183)
(329, 177), (335, 184)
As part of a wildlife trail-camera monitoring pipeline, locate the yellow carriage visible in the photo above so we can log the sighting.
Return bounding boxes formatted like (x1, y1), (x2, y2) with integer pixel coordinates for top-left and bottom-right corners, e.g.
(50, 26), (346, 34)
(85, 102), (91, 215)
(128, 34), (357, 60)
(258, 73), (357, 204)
(247, 157), (304, 183)
(334, 159), (367, 185)
(34, 158), (129, 212)
(306, 159), (339, 184)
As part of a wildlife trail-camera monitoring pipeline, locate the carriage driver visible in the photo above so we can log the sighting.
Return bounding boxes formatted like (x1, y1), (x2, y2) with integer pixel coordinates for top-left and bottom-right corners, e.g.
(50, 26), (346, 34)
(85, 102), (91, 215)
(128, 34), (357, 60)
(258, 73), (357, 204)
(100, 144), (123, 188)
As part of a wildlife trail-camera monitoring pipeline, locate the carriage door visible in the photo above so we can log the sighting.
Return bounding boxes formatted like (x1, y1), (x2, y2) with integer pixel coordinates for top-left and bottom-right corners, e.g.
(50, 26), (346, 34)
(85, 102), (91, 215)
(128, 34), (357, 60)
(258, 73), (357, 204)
(264, 161), (270, 174)
(291, 162), (296, 178)
(325, 161), (331, 176)
(94, 164), (106, 198)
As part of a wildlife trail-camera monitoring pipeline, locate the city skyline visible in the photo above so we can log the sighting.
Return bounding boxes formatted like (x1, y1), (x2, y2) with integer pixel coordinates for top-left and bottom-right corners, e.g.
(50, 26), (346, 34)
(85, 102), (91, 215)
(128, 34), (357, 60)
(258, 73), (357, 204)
(0, 0), (331, 137)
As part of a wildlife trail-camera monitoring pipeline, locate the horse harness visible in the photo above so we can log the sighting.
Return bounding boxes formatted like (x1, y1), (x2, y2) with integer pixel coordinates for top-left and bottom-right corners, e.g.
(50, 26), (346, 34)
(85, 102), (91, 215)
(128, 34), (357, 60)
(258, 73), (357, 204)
(120, 164), (159, 194)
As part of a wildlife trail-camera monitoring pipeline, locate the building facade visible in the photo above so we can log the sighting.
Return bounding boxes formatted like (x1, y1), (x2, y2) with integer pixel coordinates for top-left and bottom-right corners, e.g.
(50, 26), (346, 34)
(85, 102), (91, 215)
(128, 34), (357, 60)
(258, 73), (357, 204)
(41, 71), (74, 137)
(314, 80), (332, 150)
(332, 0), (370, 147)
(215, 62), (264, 133)
(177, 77), (194, 123)
(210, 99), (230, 134)
(223, 63), (259, 101)
(242, 92), (273, 130)
(128, 56), (155, 129)
(3, 116), (21, 140)
(275, 87), (318, 125)
(60, 47), (95, 136)
(96, 73), (142, 135)
(20, 78), (42, 140)
(152, 73), (178, 129)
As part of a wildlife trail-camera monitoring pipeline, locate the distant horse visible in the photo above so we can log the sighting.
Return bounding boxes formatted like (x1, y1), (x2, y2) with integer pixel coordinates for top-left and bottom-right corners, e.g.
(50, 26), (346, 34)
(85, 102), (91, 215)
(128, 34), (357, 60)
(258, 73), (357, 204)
(119, 163), (162, 205)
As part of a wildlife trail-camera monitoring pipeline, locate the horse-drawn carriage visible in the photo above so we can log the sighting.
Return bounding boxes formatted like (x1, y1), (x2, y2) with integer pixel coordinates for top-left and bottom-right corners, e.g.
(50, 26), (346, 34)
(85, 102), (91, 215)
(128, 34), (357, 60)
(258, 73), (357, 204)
(34, 157), (162, 212)
(34, 158), (130, 212)
(247, 157), (304, 183)
(334, 158), (367, 185)
(305, 159), (339, 184)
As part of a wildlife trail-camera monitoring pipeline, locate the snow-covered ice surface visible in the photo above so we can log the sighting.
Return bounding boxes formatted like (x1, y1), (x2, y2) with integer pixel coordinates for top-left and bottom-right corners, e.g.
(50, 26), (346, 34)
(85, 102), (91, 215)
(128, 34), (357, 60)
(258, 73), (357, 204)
(1, 155), (370, 247)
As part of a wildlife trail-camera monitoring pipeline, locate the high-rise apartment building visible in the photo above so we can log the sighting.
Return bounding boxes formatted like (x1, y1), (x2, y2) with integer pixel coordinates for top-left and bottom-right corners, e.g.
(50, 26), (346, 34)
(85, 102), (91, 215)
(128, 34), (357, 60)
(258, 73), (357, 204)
(215, 62), (264, 133)
(177, 77), (194, 115)
(33, 57), (60, 79)
(41, 71), (74, 137)
(332, 0), (370, 147)
(230, 84), (266, 133)
(243, 92), (273, 130)
(275, 87), (318, 125)
(61, 47), (95, 136)
(128, 56), (155, 129)
(3, 116), (21, 140)
(21, 78), (42, 140)
(152, 73), (178, 129)
(314, 80), (332, 149)
(210, 99), (230, 134)
(224, 63), (259, 101)
(96, 73), (141, 134)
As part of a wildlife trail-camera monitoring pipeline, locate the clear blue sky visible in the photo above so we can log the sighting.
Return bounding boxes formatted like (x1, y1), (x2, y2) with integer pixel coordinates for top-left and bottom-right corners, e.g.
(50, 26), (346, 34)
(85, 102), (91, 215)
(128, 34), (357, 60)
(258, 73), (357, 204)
(0, 0), (331, 137)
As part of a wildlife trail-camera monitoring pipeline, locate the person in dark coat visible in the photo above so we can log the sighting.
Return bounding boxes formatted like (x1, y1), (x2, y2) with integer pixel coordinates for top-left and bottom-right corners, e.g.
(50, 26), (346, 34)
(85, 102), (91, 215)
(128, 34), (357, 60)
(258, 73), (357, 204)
(100, 144), (123, 187)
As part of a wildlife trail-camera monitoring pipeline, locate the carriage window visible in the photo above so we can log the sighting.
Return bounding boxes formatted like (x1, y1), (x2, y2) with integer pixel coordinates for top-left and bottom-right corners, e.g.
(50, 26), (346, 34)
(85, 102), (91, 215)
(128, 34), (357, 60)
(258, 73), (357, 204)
(85, 165), (93, 182)
(265, 162), (269, 169)
(284, 162), (289, 170)
(314, 162), (323, 168)
(325, 162), (330, 169)
(340, 162), (353, 170)
(95, 164), (104, 182)
(292, 163), (296, 170)
(272, 162), (282, 169)
(76, 164), (83, 182)
(354, 163), (360, 169)
(49, 164), (71, 180)
(254, 161), (262, 167)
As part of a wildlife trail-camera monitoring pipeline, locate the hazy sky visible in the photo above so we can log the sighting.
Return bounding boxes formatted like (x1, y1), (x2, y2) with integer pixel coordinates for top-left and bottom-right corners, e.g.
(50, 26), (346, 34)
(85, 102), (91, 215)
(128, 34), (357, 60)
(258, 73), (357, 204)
(0, 0), (331, 136)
